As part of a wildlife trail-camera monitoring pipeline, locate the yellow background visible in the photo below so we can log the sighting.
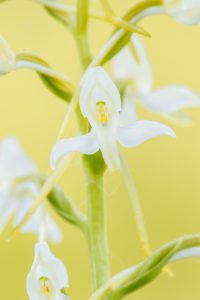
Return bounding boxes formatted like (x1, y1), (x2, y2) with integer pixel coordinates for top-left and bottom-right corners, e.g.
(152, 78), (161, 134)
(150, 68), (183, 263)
(0, 0), (200, 299)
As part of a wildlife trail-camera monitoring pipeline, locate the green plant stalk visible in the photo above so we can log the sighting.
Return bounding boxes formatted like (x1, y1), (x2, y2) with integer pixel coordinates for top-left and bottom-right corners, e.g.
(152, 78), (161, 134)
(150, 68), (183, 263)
(77, 108), (110, 291)
(83, 154), (110, 291)
(76, 0), (92, 70)
(76, 34), (92, 71)
(75, 0), (110, 291)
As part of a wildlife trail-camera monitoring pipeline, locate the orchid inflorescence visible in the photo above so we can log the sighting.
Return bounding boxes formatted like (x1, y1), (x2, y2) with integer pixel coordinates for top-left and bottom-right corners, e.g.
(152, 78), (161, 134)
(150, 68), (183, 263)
(0, 0), (200, 299)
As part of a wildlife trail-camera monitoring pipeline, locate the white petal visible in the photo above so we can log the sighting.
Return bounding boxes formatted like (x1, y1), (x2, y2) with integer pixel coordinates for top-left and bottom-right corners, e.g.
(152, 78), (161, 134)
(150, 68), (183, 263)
(0, 182), (39, 234)
(13, 187), (44, 238)
(50, 130), (99, 169)
(163, 0), (200, 25)
(171, 247), (200, 262)
(27, 242), (69, 300)
(80, 67), (121, 119)
(14, 196), (35, 228)
(119, 91), (138, 127)
(0, 137), (37, 181)
(15, 202), (63, 244)
(113, 35), (153, 95)
(141, 85), (200, 113)
(0, 35), (16, 75)
(117, 120), (176, 148)
(95, 128), (120, 171)
(13, 182), (62, 244)
(13, 182), (40, 228)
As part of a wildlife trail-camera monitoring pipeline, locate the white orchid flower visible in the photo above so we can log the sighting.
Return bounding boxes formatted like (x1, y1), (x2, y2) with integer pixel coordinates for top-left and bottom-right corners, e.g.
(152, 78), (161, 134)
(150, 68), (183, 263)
(0, 137), (62, 244)
(163, 0), (200, 25)
(27, 242), (69, 300)
(113, 35), (200, 126)
(0, 35), (16, 75)
(51, 67), (175, 171)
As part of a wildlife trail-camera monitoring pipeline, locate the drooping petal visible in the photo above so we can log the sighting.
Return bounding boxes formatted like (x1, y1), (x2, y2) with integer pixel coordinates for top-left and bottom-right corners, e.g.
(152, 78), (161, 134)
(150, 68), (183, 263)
(50, 130), (99, 169)
(117, 120), (176, 148)
(163, 0), (200, 25)
(113, 35), (153, 95)
(0, 137), (37, 181)
(141, 85), (200, 113)
(27, 242), (69, 300)
(0, 35), (16, 75)
(80, 67), (121, 121)
(95, 127), (120, 171)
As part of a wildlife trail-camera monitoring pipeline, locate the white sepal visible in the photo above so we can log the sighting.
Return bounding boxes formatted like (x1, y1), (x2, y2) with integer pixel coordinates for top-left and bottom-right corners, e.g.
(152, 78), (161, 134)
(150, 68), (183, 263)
(80, 66), (121, 121)
(113, 34), (200, 126)
(117, 120), (176, 148)
(113, 35), (153, 95)
(163, 0), (200, 25)
(50, 130), (99, 169)
(141, 85), (200, 113)
(27, 242), (69, 300)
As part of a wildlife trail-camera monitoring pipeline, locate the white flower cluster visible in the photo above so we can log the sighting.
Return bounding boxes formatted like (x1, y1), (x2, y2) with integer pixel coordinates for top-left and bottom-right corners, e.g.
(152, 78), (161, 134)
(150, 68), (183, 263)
(0, 138), (67, 299)
(0, 0), (200, 299)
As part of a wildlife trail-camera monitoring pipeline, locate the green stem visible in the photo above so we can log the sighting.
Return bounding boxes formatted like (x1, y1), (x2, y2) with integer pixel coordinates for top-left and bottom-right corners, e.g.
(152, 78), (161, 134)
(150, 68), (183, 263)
(75, 0), (110, 291)
(83, 154), (110, 291)
(72, 0), (110, 291)
(76, 0), (92, 70)
(76, 35), (92, 71)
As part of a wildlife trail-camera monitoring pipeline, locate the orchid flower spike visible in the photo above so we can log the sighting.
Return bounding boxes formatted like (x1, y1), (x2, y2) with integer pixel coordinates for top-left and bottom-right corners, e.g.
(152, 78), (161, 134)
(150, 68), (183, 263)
(113, 35), (200, 126)
(27, 242), (69, 300)
(0, 137), (62, 244)
(0, 35), (16, 75)
(163, 0), (200, 25)
(51, 67), (175, 171)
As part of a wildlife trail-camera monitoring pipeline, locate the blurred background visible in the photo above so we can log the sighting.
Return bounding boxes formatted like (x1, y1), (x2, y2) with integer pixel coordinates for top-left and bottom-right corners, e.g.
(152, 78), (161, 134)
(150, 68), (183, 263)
(0, 0), (200, 299)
